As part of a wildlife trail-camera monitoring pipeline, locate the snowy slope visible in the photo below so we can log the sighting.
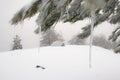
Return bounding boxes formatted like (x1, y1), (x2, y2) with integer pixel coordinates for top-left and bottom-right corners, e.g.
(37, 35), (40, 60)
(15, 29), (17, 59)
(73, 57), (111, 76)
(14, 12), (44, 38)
(0, 45), (120, 80)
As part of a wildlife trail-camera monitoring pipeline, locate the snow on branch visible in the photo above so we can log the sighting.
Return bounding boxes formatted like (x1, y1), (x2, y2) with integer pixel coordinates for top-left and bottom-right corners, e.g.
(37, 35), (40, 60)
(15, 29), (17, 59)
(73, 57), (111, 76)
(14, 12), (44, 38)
(11, 0), (41, 25)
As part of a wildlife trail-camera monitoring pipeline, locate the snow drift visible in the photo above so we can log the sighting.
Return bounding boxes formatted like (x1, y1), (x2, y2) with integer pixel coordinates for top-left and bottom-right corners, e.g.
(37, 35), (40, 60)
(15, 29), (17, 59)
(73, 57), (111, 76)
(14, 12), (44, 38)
(0, 45), (120, 80)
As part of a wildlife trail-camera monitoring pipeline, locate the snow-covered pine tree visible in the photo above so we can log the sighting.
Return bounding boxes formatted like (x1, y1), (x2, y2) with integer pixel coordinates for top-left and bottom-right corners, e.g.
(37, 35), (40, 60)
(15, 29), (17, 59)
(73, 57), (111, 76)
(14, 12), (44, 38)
(12, 35), (23, 50)
(68, 35), (86, 45)
(40, 29), (64, 46)
(92, 35), (113, 49)
(109, 25), (120, 53)
(10, 0), (120, 53)
(114, 43), (120, 53)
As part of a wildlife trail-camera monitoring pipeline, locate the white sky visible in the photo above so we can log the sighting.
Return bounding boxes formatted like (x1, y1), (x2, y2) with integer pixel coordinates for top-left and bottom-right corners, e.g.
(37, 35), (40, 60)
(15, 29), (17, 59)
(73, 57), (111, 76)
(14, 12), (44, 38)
(0, 0), (115, 52)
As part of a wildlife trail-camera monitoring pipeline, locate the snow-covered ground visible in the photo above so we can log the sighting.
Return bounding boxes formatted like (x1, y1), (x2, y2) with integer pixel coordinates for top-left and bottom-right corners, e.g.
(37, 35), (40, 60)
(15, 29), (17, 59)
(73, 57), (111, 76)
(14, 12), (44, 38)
(0, 45), (120, 80)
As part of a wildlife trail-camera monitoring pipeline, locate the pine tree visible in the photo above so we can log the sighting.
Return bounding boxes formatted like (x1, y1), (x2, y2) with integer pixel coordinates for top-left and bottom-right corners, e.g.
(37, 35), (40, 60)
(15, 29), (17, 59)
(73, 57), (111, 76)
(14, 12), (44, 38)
(68, 36), (86, 45)
(40, 29), (64, 46)
(114, 43), (120, 53)
(12, 35), (23, 50)
(92, 35), (113, 49)
(10, 0), (120, 53)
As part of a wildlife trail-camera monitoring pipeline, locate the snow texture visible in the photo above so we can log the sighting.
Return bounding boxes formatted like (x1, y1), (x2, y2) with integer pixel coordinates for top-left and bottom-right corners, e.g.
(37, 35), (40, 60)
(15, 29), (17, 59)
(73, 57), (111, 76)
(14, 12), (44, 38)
(0, 45), (120, 80)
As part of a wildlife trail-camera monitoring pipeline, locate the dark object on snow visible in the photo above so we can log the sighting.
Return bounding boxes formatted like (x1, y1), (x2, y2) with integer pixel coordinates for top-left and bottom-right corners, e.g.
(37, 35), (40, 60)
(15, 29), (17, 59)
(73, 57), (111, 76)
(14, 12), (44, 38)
(36, 65), (40, 68)
(36, 65), (45, 69)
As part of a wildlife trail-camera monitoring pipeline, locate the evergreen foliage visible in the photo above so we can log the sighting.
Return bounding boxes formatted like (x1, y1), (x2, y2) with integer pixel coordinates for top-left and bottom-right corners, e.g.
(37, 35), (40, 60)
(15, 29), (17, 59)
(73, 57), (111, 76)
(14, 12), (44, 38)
(40, 29), (63, 46)
(68, 35), (86, 45)
(12, 35), (23, 50)
(114, 43), (120, 53)
(11, 0), (120, 53)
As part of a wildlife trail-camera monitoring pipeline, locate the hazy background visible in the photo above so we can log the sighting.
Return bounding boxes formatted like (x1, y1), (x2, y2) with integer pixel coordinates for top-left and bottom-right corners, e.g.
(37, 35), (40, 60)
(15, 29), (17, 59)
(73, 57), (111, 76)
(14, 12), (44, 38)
(0, 0), (115, 52)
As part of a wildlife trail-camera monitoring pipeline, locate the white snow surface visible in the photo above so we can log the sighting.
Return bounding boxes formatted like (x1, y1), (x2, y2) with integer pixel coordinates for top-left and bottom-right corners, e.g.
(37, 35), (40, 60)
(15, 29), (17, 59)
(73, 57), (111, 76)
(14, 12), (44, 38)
(0, 45), (120, 80)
